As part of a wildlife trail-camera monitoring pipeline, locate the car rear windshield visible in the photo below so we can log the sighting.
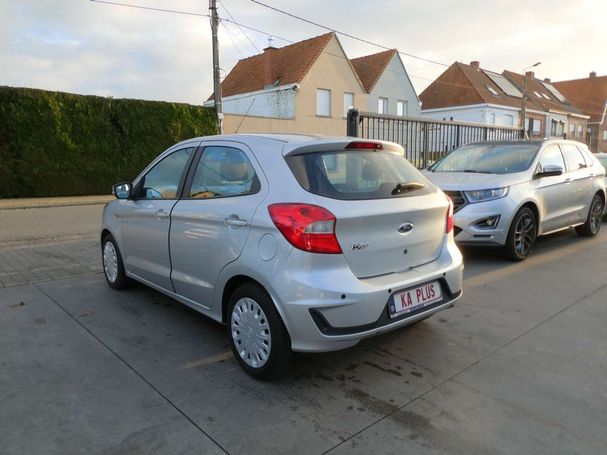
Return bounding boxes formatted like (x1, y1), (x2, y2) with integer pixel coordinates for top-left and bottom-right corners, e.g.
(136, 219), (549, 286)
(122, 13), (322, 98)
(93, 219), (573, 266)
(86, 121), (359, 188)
(286, 150), (432, 200)
(431, 143), (541, 174)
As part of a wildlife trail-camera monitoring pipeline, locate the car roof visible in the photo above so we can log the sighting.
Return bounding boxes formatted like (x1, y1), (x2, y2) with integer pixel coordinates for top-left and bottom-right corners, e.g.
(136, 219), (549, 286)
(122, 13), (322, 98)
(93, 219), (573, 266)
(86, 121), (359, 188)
(174, 133), (405, 155)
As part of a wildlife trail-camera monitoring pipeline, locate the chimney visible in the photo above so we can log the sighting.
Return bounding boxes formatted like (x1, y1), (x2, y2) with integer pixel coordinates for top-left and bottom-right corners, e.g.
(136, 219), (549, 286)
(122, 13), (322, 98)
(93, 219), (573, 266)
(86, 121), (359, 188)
(590, 71), (597, 78)
(470, 61), (480, 69)
(263, 46), (276, 88)
(525, 71), (535, 80)
(544, 77), (551, 83)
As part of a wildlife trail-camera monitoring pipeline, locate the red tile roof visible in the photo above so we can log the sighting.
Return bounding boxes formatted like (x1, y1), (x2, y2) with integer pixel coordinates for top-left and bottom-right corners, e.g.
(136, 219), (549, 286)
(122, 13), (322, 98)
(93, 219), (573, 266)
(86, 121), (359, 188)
(217, 33), (334, 99)
(554, 75), (607, 123)
(350, 49), (397, 93)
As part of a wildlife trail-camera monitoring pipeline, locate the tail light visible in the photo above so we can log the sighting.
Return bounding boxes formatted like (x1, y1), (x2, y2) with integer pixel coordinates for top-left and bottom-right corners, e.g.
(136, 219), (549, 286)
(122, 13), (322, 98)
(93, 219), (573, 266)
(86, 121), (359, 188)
(445, 195), (454, 234)
(346, 141), (383, 150)
(268, 203), (342, 254)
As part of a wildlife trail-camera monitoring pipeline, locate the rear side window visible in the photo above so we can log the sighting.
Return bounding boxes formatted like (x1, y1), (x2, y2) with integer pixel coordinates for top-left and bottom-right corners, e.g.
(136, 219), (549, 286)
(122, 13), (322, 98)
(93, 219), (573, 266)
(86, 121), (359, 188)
(560, 144), (586, 171)
(286, 151), (432, 200)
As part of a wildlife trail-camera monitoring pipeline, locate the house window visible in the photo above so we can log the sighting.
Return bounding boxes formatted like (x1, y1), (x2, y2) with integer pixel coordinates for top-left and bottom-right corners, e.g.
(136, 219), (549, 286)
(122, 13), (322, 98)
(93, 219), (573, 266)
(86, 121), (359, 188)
(343, 92), (354, 117)
(316, 89), (331, 117)
(396, 100), (408, 116)
(378, 97), (388, 115)
(486, 86), (499, 96)
(603, 130), (607, 141)
(504, 114), (514, 127)
(533, 119), (542, 135)
(578, 125), (583, 139)
(569, 123), (575, 136)
(534, 91), (543, 98)
(490, 113), (496, 125)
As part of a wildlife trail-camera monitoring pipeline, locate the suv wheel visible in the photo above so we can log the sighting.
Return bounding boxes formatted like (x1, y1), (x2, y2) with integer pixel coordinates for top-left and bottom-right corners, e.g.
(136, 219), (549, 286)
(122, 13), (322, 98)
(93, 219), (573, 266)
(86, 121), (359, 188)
(576, 194), (603, 237)
(504, 207), (537, 261)
(102, 234), (130, 289)
(228, 283), (294, 380)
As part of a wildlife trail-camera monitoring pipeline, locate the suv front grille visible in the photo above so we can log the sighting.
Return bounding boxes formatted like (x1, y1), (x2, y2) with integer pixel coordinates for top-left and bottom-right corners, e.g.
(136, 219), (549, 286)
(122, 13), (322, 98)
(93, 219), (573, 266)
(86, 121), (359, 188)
(444, 191), (467, 213)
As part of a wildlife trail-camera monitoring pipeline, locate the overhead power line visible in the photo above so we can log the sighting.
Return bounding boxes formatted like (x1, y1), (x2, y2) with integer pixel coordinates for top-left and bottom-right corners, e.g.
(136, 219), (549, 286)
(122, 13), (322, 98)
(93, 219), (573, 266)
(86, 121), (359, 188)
(218, 0), (260, 53)
(89, 0), (605, 114)
(249, 0), (449, 67)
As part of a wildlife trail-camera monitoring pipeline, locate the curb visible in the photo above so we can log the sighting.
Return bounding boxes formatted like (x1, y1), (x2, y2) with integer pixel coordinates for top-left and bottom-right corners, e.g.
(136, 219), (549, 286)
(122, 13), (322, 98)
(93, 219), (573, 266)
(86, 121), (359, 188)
(0, 196), (114, 211)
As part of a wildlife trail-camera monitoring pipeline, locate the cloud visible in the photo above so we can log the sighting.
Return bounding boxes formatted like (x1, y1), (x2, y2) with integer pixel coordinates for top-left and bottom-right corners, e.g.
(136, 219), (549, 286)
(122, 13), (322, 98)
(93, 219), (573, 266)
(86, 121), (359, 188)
(0, 0), (605, 104)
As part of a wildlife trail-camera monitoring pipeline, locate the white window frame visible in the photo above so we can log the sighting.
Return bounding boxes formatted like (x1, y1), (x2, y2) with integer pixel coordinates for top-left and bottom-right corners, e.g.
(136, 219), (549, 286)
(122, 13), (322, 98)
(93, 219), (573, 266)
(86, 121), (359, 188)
(378, 97), (388, 115)
(396, 100), (408, 116)
(343, 92), (354, 118)
(316, 88), (331, 117)
(603, 130), (607, 141)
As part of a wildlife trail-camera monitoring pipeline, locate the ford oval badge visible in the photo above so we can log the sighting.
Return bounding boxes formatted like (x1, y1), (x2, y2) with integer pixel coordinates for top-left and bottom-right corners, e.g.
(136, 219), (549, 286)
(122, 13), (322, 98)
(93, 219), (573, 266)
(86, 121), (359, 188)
(398, 223), (414, 234)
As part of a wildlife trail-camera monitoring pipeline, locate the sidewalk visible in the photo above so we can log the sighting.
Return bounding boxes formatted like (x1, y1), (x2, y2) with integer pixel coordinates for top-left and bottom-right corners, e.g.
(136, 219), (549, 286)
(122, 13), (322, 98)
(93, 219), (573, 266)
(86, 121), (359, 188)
(0, 195), (114, 210)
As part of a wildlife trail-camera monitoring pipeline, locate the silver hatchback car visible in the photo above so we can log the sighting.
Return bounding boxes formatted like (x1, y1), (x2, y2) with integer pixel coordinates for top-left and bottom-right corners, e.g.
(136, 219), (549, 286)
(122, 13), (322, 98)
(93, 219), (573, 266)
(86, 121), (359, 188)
(425, 140), (606, 260)
(101, 134), (463, 379)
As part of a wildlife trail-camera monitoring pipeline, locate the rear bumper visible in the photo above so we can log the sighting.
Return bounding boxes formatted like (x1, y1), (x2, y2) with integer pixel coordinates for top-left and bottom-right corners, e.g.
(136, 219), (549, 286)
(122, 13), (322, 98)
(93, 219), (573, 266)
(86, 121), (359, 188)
(269, 239), (463, 352)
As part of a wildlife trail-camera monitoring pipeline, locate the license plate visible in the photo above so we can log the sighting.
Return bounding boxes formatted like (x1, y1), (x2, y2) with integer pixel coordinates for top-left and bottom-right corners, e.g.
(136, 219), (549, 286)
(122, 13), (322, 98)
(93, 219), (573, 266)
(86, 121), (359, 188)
(389, 281), (442, 318)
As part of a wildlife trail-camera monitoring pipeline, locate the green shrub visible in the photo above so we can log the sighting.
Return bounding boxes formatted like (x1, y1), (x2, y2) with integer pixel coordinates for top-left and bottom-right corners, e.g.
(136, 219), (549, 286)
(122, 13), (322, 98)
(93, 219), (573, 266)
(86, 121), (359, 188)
(0, 86), (217, 197)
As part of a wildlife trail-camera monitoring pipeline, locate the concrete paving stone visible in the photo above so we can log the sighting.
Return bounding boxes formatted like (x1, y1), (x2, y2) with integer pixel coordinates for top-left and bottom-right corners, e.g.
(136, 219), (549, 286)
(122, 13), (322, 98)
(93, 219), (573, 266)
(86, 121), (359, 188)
(325, 283), (607, 455)
(0, 284), (226, 455)
(36, 275), (497, 455)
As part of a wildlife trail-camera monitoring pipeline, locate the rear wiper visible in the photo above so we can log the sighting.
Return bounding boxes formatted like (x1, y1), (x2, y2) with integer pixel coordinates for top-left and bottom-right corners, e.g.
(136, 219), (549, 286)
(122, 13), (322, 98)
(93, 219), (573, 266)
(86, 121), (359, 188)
(391, 182), (425, 195)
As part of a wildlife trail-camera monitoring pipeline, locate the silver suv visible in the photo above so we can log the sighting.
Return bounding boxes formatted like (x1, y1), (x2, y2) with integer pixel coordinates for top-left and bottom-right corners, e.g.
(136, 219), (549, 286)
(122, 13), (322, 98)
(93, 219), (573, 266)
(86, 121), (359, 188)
(425, 140), (606, 260)
(101, 134), (463, 379)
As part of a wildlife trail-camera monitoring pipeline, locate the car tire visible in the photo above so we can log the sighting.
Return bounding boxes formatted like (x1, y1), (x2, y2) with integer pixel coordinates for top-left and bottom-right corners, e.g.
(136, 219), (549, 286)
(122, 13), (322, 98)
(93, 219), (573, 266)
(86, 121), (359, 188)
(504, 207), (537, 261)
(575, 194), (603, 237)
(227, 283), (294, 380)
(102, 234), (130, 290)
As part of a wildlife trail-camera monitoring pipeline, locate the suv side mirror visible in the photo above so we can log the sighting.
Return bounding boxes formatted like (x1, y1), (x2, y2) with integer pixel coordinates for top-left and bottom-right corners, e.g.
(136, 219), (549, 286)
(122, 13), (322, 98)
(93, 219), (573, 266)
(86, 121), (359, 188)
(112, 182), (132, 199)
(535, 164), (564, 178)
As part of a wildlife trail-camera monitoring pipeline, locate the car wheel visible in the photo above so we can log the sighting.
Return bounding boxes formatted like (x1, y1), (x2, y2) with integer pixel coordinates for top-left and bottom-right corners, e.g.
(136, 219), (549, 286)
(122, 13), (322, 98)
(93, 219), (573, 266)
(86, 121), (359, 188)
(504, 207), (537, 261)
(228, 283), (294, 380)
(575, 194), (603, 237)
(102, 234), (130, 289)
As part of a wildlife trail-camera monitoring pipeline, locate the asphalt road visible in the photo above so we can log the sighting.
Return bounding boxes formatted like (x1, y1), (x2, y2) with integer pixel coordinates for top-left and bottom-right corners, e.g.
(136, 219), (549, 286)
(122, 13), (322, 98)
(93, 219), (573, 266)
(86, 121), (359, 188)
(1, 204), (606, 454)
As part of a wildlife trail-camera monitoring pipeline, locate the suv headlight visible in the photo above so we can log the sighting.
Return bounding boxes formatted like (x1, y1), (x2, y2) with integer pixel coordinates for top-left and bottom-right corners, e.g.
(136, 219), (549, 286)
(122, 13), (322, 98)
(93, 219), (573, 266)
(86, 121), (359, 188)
(464, 187), (509, 203)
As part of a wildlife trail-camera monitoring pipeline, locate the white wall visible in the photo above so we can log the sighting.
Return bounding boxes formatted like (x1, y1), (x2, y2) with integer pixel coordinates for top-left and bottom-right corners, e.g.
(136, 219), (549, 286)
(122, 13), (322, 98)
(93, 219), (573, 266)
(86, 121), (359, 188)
(422, 104), (520, 127)
(366, 54), (421, 117)
(217, 85), (297, 119)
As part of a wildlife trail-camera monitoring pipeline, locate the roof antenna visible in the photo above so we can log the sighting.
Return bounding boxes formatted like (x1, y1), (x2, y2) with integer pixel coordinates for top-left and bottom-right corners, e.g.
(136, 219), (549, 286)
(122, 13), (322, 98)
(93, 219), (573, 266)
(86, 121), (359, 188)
(267, 35), (274, 48)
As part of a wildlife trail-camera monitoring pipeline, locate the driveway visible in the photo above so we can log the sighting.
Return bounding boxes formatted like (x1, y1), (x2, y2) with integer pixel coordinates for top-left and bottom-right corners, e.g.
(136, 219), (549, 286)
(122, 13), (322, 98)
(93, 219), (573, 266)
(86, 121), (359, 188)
(1, 204), (606, 454)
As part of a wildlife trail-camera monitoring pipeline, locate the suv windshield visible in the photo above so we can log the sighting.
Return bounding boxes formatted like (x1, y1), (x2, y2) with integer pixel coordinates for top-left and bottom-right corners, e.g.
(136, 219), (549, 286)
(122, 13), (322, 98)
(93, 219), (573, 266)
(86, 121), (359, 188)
(431, 143), (541, 174)
(286, 150), (433, 200)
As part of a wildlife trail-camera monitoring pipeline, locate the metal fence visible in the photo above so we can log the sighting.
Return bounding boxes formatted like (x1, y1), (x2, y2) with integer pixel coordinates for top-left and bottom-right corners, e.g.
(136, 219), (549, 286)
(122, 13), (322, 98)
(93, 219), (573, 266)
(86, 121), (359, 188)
(346, 109), (525, 168)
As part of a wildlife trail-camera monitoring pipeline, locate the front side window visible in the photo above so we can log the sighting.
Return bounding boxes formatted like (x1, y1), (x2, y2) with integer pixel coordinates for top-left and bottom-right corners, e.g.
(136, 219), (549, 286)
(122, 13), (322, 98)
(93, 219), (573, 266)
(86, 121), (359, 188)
(432, 143), (540, 174)
(137, 147), (194, 199)
(316, 89), (331, 117)
(560, 144), (586, 171)
(538, 145), (565, 172)
(188, 146), (259, 199)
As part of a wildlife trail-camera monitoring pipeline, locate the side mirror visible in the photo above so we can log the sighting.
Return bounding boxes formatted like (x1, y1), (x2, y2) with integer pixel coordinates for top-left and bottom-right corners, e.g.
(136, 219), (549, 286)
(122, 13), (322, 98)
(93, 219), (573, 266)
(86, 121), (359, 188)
(112, 182), (132, 199)
(535, 164), (563, 178)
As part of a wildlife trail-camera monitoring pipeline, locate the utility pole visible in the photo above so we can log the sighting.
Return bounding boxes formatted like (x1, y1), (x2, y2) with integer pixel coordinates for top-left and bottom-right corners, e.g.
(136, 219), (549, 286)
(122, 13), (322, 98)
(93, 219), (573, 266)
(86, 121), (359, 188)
(520, 62), (541, 138)
(209, 0), (223, 134)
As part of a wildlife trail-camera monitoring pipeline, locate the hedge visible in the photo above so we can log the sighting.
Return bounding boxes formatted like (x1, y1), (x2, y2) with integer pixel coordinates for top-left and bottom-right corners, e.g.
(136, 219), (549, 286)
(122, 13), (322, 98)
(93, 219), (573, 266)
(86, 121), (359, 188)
(0, 86), (217, 198)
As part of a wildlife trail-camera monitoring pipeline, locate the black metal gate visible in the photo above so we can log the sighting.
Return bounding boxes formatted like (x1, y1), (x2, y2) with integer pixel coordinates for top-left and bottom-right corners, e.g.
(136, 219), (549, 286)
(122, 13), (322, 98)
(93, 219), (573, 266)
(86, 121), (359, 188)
(347, 109), (525, 168)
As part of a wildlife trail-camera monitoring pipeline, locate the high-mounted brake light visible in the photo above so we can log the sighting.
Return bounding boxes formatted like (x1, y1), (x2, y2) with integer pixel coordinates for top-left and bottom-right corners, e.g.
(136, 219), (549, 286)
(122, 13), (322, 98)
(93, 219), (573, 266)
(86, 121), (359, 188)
(268, 203), (342, 254)
(445, 195), (454, 234)
(345, 141), (383, 150)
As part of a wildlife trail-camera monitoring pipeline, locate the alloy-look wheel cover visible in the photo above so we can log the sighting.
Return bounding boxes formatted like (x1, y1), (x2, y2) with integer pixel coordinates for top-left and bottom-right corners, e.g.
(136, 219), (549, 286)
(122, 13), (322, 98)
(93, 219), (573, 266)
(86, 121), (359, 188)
(590, 198), (603, 234)
(103, 241), (119, 283)
(514, 213), (535, 256)
(231, 297), (272, 368)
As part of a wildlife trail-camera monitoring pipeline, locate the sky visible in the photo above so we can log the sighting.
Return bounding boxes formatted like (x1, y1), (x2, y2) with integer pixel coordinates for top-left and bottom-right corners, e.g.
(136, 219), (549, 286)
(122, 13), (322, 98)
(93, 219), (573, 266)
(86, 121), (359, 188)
(1, 0), (606, 105)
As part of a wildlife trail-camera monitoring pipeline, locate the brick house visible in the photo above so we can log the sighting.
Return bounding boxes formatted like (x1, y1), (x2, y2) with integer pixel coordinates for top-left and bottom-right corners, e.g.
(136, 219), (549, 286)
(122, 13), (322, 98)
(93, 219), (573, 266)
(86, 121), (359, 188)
(554, 72), (607, 153)
(420, 61), (588, 141)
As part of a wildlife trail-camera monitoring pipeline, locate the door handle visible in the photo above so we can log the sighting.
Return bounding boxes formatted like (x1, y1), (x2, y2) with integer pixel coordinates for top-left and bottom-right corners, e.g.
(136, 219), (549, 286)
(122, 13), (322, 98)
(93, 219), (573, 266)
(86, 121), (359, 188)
(224, 217), (247, 227)
(155, 209), (169, 219)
